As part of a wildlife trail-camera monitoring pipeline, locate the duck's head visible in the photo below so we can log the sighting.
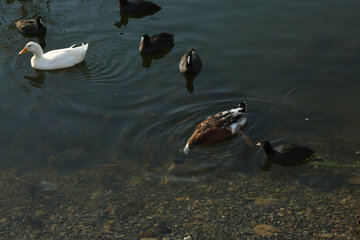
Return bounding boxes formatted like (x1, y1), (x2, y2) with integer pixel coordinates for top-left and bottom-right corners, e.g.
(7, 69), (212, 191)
(256, 140), (267, 147)
(19, 42), (43, 56)
(140, 34), (150, 46)
(36, 16), (43, 24)
(256, 140), (275, 154)
(237, 101), (248, 113)
(186, 48), (196, 65)
(187, 48), (196, 55)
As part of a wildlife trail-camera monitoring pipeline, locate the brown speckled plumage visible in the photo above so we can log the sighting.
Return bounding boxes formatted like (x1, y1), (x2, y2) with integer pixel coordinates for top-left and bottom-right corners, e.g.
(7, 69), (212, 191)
(187, 120), (233, 147)
(184, 102), (247, 154)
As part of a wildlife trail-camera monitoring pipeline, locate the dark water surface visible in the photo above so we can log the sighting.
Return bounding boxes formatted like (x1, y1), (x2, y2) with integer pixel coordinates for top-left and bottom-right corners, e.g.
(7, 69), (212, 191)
(1, 0), (359, 184)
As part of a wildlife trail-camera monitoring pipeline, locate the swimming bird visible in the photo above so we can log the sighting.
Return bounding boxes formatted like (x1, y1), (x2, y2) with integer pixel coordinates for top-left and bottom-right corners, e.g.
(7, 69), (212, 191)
(118, 0), (161, 15)
(179, 48), (202, 75)
(139, 33), (174, 55)
(256, 140), (314, 166)
(19, 41), (89, 70)
(15, 16), (46, 35)
(183, 102), (248, 154)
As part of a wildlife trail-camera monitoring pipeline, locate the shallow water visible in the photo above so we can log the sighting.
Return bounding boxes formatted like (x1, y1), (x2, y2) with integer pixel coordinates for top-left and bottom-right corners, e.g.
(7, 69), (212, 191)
(0, 0), (359, 183)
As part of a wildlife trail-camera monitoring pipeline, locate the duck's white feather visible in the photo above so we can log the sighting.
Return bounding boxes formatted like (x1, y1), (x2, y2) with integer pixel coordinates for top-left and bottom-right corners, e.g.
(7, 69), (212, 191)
(229, 117), (247, 134)
(214, 106), (247, 133)
(33, 43), (88, 70)
(21, 42), (88, 70)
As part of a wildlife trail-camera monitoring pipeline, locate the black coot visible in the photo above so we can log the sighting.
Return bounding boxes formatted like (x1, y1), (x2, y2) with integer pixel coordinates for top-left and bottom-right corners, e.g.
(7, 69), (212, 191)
(257, 140), (314, 167)
(118, 0), (161, 15)
(139, 33), (174, 55)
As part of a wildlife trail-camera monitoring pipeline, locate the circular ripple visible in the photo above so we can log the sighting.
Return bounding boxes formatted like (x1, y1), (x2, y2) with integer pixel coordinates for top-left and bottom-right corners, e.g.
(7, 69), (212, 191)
(123, 96), (278, 181)
(8, 32), (147, 117)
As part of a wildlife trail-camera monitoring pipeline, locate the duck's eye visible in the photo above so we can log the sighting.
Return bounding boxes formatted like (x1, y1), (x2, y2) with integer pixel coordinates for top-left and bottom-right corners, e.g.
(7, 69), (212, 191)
(28, 45), (31, 48)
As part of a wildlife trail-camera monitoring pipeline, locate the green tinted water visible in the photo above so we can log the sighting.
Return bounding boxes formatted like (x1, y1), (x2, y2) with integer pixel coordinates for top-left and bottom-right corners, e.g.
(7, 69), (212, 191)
(0, 0), (359, 181)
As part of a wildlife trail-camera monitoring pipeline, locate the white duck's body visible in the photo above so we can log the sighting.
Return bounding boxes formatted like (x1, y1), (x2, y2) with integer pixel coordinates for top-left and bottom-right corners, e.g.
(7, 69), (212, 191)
(19, 42), (88, 70)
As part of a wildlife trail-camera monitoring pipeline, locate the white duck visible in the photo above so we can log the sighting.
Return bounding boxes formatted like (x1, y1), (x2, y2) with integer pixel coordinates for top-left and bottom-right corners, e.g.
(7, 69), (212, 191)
(19, 42), (89, 70)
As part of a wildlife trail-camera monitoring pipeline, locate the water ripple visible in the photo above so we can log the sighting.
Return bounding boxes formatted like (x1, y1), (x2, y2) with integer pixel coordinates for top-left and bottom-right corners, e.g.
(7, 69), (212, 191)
(124, 97), (277, 180)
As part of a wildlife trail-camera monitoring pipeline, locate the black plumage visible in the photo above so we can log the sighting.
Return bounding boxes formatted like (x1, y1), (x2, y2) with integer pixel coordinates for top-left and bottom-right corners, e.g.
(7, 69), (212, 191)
(139, 33), (174, 55)
(257, 140), (314, 166)
(118, 0), (161, 15)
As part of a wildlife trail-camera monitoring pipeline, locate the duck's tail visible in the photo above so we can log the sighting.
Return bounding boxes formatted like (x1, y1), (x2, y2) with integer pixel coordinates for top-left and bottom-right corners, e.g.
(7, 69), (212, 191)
(69, 43), (88, 50)
(81, 42), (89, 51)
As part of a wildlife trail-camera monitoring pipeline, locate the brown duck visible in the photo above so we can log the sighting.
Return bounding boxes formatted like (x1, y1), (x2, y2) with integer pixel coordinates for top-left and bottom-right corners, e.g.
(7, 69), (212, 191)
(183, 102), (248, 154)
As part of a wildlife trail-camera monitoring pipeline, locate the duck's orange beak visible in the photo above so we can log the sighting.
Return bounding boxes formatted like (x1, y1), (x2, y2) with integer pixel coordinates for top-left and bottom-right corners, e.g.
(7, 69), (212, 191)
(19, 47), (28, 55)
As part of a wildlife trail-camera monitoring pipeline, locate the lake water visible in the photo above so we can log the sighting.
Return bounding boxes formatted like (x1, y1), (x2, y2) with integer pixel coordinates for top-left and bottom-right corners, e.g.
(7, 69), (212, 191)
(1, 0), (359, 187)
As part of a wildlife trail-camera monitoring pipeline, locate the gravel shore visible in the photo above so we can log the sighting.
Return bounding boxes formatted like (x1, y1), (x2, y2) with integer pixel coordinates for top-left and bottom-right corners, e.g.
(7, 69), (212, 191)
(0, 164), (359, 239)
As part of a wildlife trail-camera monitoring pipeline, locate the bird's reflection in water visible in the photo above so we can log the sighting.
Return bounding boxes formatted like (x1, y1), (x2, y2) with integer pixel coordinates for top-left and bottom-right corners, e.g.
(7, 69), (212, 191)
(114, 11), (159, 28)
(23, 61), (90, 88)
(256, 155), (319, 171)
(181, 73), (199, 94)
(114, 12), (129, 28)
(37, 34), (46, 49)
(185, 75), (195, 94)
(257, 159), (273, 171)
(71, 60), (90, 75)
(140, 46), (173, 68)
(20, 33), (47, 49)
(24, 70), (45, 89)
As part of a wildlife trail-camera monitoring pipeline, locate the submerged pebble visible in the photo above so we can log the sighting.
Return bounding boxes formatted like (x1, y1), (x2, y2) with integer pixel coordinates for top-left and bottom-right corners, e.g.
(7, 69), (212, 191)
(39, 181), (58, 192)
